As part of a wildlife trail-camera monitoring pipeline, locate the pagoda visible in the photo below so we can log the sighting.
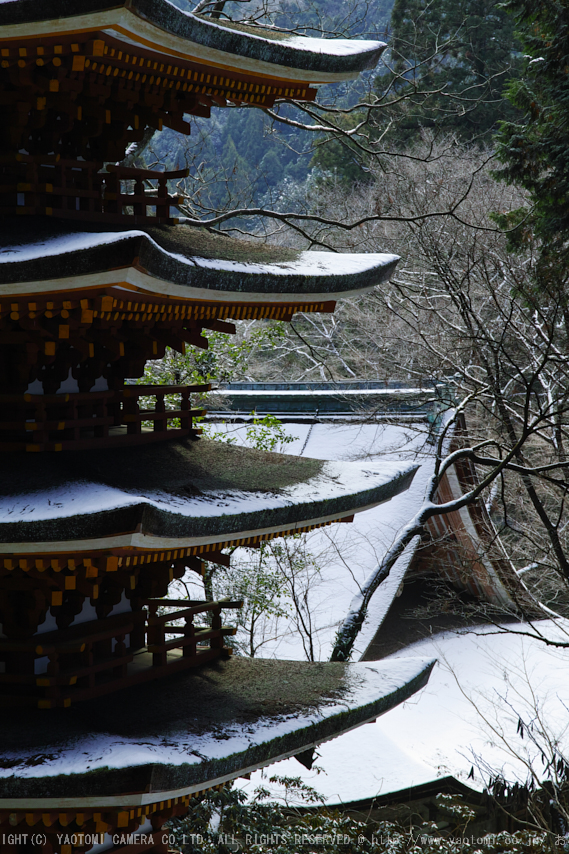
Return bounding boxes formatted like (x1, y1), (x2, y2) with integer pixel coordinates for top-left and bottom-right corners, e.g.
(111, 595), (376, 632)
(0, 3), (435, 853)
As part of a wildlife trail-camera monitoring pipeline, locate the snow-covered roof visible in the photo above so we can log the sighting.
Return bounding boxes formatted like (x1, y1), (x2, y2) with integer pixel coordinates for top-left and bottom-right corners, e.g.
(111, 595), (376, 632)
(204, 411), (538, 663)
(211, 383), (438, 417)
(0, 219), (399, 303)
(0, 0), (386, 84)
(0, 436), (417, 552)
(244, 619), (569, 804)
(0, 655), (434, 807)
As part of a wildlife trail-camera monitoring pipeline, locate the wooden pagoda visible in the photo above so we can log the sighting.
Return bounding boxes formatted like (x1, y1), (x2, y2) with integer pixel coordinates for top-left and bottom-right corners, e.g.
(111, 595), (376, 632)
(0, 4), (435, 853)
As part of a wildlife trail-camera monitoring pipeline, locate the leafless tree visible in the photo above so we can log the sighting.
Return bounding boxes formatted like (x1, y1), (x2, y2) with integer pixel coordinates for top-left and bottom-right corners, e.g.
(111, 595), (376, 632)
(123, 0), (517, 246)
(301, 142), (569, 659)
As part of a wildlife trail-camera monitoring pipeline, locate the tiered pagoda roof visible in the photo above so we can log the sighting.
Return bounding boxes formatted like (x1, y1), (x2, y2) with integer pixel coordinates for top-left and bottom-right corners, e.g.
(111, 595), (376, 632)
(0, 0), (385, 222)
(0, 219), (398, 445)
(0, 657), (434, 811)
(0, 0), (384, 82)
(0, 4), (433, 853)
(0, 219), (399, 302)
(0, 438), (417, 549)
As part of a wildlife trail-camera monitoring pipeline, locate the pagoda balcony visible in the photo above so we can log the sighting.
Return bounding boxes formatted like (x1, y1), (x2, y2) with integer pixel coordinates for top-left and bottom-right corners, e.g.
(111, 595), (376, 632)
(0, 156), (188, 226)
(0, 383), (207, 451)
(0, 598), (242, 709)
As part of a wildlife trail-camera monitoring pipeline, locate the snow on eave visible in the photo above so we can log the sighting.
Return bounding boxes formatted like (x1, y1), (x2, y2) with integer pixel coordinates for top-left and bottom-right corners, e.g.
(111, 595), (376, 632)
(0, 229), (398, 277)
(183, 7), (385, 64)
(172, 249), (400, 279)
(0, 459), (416, 525)
(0, 1), (386, 82)
(0, 457), (419, 556)
(0, 658), (434, 803)
(0, 229), (400, 301)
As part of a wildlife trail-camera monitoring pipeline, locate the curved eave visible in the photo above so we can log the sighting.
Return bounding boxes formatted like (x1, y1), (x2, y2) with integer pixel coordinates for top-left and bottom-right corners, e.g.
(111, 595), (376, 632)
(0, 225), (400, 303)
(0, 657), (435, 806)
(0, 1), (387, 84)
(0, 438), (418, 550)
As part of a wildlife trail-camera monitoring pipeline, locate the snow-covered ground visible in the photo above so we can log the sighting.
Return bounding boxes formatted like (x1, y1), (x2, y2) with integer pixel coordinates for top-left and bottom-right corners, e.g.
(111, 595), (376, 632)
(240, 621), (569, 804)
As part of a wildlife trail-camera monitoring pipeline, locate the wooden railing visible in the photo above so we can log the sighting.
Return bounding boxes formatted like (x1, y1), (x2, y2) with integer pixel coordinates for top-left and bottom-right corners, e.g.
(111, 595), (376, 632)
(0, 383), (208, 451)
(0, 154), (187, 224)
(0, 599), (242, 708)
(145, 598), (241, 668)
(104, 163), (187, 222)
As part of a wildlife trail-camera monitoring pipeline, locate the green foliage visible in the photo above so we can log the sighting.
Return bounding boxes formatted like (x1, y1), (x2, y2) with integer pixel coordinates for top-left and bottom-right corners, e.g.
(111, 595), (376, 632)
(168, 781), (373, 854)
(137, 326), (285, 431)
(201, 412), (297, 453)
(167, 784), (551, 854)
(188, 415), (305, 657)
(210, 533), (319, 658)
(211, 542), (292, 656)
(312, 0), (523, 182)
(311, 133), (370, 186)
(140, 323), (286, 387)
(244, 413), (296, 453)
(435, 793), (477, 825)
(384, 0), (523, 144)
(494, 0), (569, 257)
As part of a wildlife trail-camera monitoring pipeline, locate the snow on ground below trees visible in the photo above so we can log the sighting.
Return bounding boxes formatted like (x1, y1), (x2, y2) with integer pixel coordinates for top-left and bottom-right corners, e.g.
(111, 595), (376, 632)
(240, 621), (569, 804)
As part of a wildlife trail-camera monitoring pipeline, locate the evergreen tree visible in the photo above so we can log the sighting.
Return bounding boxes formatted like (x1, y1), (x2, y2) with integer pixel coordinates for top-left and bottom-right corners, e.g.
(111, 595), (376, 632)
(385, 0), (522, 142)
(311, 0), (522, 184)
(494, 0), (569, 252)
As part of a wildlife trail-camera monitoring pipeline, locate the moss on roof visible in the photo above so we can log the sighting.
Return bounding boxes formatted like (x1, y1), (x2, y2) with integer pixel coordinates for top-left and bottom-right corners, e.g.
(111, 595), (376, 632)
(0, 218), (300, 266)
(0, 657), (434, 800)
(145, 223), (300, 265)
(0, 218), (399, 298)
(192, 13), (297, 42)
(0, 436), (322, 498)
(0, 437), (417, 544)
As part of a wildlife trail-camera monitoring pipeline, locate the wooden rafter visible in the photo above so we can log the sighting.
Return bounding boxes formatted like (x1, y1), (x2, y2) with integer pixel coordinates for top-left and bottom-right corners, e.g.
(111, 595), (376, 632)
(0, 30), (317, 164)
(0, 288), (334, 395)
(1, 515), (355, 570)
